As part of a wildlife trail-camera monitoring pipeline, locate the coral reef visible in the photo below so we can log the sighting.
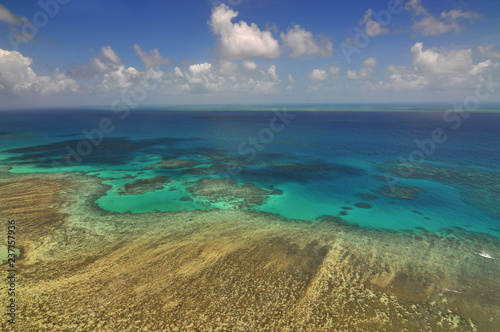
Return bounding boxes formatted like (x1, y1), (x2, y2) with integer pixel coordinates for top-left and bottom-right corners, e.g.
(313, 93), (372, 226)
(119, 177), (171, 195)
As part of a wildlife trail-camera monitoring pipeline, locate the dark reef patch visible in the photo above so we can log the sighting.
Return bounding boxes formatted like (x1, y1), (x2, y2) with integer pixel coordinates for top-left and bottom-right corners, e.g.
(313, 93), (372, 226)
(4, 137), (205, 168)
(355, 202), (372, 209)
(378, 161), (500, 219)
(146, 159), (203, 170)
(355, 193), (378, 201)
(377, 185), (426, 200)
(182, 163), (231, 175)
(238, 161), (364, 184)
(119, 176), (171, 195)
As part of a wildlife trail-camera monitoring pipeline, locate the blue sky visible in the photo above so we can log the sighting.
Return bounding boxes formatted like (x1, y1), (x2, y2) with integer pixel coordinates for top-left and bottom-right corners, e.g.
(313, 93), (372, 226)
(0, 0), (499, 108)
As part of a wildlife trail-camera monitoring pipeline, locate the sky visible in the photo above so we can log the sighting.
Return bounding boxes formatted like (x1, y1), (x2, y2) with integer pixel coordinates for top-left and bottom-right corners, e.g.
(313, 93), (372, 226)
(0, 0), (499, 109)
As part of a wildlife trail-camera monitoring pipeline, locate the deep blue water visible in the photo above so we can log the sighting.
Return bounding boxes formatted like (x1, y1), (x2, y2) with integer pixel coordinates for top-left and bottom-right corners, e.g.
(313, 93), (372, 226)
(1, 108), (499, 237)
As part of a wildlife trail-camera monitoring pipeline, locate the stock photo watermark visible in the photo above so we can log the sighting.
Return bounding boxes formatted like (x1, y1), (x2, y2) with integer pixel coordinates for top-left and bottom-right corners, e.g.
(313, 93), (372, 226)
(8, 0), (71, 51)
(226, 108), (296, 176)
(51, 75), (164, 168)
(386, 72), (500, 189)
(341, 0), (403, 63)
(5, 219), (17, 324)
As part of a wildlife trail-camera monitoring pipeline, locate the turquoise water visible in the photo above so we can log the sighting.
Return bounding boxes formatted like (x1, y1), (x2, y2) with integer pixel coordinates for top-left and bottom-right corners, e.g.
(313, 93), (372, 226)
(1, 108), (499, 238)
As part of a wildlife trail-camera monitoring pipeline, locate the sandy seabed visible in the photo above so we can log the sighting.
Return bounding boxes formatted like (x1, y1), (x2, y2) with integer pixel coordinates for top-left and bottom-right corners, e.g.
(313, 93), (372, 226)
(0, 168), (499, 331)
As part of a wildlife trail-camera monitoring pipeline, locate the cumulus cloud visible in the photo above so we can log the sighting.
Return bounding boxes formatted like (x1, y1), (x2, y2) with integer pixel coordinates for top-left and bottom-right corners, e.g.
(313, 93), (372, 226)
(267, 65), (278, 81)
(280, 25), (333, 57)
(133, 44), (169, 68)
(218, 60), (238, 75)
(0, 48), (78, 96)
(478, 45), (500, 59)
(189, 63), (212, 76)
(208, 4), (280, 59)
(242, 60), (257, 71)
(371, 65), (429, 91)
(76, 45), (125, 77)
(327, 66), (340, 79)
(308, 69), (327, 82)
(174, 67), (184, 78)
(161, 61), (282, 95)
(287, 74), (295, 82)
(100, 66), (141, 91)
(360, 9), (389, 37)
(0, 4), (23, 25)
(411, 43), (481, 75)
(367, 42), (498, 91)
(85, 46), (161, 92)
(90, 57), (112, 74)
(347, 57), (377, 79)
(100, 46), (122, 65)
(406, 0), (480, 36)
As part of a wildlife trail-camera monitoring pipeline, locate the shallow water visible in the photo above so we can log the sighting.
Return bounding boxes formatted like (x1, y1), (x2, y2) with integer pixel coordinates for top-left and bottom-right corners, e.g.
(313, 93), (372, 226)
(1, 108), (499, 237)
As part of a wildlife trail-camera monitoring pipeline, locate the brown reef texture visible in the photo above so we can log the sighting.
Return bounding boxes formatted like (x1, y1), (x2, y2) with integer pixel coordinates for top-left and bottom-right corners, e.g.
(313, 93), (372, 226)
(0, 170), (499, 331)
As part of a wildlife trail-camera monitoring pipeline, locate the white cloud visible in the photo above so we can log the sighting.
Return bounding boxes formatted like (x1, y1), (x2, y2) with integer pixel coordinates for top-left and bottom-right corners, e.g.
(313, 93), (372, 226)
(90, 57), (112, 74)
(133, 44), (169, 68)
(406, 0), (480, 36)
(368, 42), (498, 91)
(86, 46), (160, 92)
(100, 46), (122, 65)
(219, 60), (238, 75)
(347, 57), (376, 79)
(308, 69), (327, 82)
(368, 65), (429, 91)
(174, 67), (184, 78)
(267, 65), (278, 81)
(478, 45), (500, 59)
(412, 16), (454, 36)
(411, 42), (475, 75)
(0, 4), (22, 25)
(363, 57), (377, 68)
(307, 66), (340, 82)
(0, 48), (78, 96)
(405, 0), (428, 16)
(189, 63), (212, 75)
(287, 74), (295, 82)
(280, 25), (333, 57)
(161, 62), (282, 95)
(242, 60), (257, 71)
(327, 66), (340, 79)
(441, 9), (480, 21)
(360, 9), (389, 37)
(100, 65), (141, 91)
(346, 70), (358, 80)
(208, 4), (280, 59)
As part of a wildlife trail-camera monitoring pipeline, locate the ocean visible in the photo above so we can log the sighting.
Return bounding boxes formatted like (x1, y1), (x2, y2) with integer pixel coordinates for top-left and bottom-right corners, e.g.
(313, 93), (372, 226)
(1, 107), (499, 237)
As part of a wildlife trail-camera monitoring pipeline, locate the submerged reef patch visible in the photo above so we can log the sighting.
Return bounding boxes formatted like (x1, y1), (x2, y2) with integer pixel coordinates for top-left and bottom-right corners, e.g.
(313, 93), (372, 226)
(380, 161), (500, 218)
(4, 137), (205, 168)
(377, 185), (426, 200)
(355, 193), (378, 201)
(181, 163), (230, 175)
(119, 176), (171, 195)
(187, 178), (282, 208)
(355, 202), (372, 209)
(146, 158), (203, 170)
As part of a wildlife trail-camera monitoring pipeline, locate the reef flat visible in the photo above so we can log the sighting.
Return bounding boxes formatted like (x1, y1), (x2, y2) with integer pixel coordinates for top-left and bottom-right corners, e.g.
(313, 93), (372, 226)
(1, 170), (499, 331)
